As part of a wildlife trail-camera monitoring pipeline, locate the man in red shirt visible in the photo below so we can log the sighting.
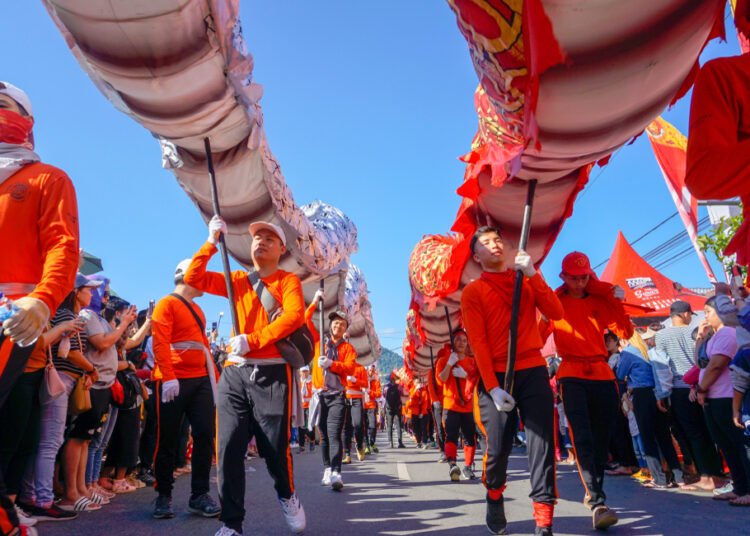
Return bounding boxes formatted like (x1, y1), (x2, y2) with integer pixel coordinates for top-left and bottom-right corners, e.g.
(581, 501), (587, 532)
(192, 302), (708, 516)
(185, 217), (306, 535)
(151, 260), (221, 520)
(1, 82), (79, 536)
(541, 252), (632, 531)
(462, 226), (563, 536)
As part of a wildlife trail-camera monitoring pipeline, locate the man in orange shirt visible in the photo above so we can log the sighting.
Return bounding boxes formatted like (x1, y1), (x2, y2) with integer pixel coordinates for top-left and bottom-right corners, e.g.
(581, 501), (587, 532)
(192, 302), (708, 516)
(541, 252), (632, 531)
(343, 363), (368, 462)
(364, 365), (381, 453)
(305, 307), (357, 491)
(298, 366), (315, 453)
(151, 260), (221, 520)
(436, 330), (479, 481)
(461, 227), (564, 536)
(185, 217), (306, 535)
(1, 82), (79, 536)
(407, 379), (429, 449)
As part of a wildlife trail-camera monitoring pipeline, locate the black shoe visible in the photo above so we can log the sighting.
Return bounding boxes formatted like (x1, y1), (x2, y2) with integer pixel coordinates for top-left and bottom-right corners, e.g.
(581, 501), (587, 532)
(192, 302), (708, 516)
(188, 493), (221, 518)
(486, 495), (507, 535)
(397, 443), (406, 449)
(25, 502), (78, 522)
(153, 495), (175, 519)
(449, 463), (461, 482)
(535, 527), (553, 536)
(137, 470), (156, 486)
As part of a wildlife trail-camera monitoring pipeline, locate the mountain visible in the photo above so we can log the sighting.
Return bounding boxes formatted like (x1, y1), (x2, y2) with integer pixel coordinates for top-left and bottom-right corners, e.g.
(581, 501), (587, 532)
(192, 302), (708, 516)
(377, 347), (403, 377)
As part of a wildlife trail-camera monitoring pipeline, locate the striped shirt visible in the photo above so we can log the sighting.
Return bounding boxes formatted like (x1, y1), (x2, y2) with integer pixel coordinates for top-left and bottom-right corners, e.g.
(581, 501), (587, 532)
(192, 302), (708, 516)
(655, 326), (696, 389)
(51, 307), (89, 377)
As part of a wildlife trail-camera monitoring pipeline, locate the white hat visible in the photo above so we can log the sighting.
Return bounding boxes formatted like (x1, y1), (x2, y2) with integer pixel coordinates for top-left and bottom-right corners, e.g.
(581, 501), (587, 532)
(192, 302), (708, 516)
(248, 221), (286, 247)
(174, 259), (192, 279)
(0, 82), (32, 116)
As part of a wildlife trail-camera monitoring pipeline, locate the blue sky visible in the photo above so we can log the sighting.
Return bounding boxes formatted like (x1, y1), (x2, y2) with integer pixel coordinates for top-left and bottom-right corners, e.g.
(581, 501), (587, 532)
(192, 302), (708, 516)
(4, 2), (742, 354)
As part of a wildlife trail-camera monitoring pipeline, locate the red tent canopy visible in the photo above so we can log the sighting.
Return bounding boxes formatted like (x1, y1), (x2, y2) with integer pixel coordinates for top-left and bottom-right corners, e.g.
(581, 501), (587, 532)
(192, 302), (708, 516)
(601, 232), (708, 317)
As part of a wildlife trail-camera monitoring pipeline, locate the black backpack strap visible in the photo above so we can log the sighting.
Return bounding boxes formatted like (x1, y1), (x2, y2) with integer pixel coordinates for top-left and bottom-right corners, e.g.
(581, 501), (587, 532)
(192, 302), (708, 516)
(248, 271), (280, 318)
(170, 293), (205, 334)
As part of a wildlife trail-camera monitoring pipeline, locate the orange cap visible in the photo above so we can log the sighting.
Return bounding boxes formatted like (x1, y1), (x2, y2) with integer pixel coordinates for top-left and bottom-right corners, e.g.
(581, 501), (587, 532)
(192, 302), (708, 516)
(561, 251), (595, 277)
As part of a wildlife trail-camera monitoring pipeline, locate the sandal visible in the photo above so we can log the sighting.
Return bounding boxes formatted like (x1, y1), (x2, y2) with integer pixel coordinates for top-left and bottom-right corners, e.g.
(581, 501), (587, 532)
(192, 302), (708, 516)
(729, 495), (750, 507)
(58, 497), (100, 512)
(88, 492), (110, 505)
(642, 481), (669, 489)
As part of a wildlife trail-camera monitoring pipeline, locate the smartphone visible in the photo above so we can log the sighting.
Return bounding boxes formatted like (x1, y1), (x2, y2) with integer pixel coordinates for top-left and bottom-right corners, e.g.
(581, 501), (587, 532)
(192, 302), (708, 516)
(211, 322), (218, 331)
(148, 300), (155, 317)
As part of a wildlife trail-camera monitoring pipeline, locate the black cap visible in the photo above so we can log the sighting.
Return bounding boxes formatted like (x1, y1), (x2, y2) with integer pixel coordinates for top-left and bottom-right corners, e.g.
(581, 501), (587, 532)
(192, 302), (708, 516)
(670, 300), (695, 316)
(328, 310), (349, 324)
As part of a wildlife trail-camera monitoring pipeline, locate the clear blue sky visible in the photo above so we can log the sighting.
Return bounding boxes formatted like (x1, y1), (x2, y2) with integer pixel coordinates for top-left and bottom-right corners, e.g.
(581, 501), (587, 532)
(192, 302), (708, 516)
(4, 2), (742, 354)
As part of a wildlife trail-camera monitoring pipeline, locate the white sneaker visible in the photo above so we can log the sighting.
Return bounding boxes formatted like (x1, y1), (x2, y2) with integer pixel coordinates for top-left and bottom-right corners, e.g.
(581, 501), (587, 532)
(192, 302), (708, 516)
(215, 526), (242, 536)
(15, 504), (37, 527)
(713, 482), (734, 496)
(290, 442), (299, 449)
(278, 493), (306, 534)
(330, 471), (344, 491)
(321, 467), (332, 486)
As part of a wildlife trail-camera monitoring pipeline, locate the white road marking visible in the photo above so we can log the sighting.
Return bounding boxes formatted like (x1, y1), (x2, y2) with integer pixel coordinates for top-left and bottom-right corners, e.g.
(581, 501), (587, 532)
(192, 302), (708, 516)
(397, 461), (411, 481)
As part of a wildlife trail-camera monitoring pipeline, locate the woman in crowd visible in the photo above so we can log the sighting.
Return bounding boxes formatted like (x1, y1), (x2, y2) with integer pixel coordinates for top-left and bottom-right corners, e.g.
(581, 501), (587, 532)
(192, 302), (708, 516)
(697, 297), (750, 506)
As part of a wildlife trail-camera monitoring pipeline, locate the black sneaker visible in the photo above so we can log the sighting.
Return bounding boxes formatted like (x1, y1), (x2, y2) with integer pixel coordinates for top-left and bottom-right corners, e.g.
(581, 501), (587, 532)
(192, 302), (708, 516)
(153, 495), (175, 519)
(138, 470), (156, 487)
(27, 503), (78, 522)
(535, 526), (553, 536)
(188, 493), (221, 518)
(397, 443), (406, 449)
(486, 495), (507, 535)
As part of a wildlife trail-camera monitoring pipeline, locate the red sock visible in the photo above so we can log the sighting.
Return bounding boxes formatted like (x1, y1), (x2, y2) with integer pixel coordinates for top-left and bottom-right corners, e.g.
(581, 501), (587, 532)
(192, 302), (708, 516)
(487, 487), (505, 501)
(464, 445), (476, 466)
(445, 442), (458, 461)
(533, 502), (554, 528)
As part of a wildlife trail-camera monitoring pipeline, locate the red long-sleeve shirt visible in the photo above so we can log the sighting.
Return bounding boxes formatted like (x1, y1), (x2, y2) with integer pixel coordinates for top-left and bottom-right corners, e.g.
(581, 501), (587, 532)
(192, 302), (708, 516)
(541, 280), (634, 381)
(462, 271), (564, 392)
(365, 377), (381, 409)
(436, 347), (478, 413)
(686, 54), (750, 263)
(303, 302), (357, 389)
(0, 162), (79, 314)
(345, 364), (368, 399)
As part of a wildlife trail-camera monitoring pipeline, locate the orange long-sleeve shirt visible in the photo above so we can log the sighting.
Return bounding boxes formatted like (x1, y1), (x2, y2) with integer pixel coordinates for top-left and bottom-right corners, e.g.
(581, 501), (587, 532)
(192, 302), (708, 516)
(436, 347), (478, 413)
(408, 386), (428, 416)
(426, 367), (444, 408)
(462, 270), (564, 392)
(151, 294), (216, 382)
(184, 242), (304, 360)
(542, 280), (634, 381)
(0, 162), (79, 315)
(345, 364), (368, 399)
(304, 302), (324, 388)
(302, 302), (357, 390)
(686, 53), (750, 264)
(365, 376), (381, 409)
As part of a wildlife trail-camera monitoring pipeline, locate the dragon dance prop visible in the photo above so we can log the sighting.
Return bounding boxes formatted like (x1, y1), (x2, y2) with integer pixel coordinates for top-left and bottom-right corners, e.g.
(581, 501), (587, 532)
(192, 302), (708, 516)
(43, 0), (380, 363)
(405, 0), (728, 371)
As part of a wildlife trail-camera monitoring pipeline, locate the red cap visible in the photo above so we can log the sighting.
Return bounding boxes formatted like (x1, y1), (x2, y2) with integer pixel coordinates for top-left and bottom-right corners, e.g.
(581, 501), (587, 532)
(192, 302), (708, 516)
(561, 251), (595, 277)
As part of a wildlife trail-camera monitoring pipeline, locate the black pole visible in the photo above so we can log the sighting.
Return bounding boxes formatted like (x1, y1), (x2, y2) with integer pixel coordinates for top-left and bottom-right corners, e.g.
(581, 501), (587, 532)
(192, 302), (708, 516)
(443, 305), (464, 404)
(429, 346), (438, 394)
(504, 179), (538, 395)
(204, 137), (240, 336)
(318, 279), (325, 357)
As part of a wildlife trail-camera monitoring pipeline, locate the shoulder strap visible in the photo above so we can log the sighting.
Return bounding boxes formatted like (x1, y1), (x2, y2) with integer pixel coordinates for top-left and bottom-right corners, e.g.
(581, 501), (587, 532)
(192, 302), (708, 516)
(170, 293), (205, 334)
(248, 271), (280, 317)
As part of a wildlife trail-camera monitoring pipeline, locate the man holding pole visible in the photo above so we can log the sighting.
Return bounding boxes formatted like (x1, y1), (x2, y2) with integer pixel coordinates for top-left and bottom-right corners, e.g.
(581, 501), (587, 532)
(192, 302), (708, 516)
(461, 226), (563, 536)
(540, 252), (632, 531)
(184, 216), (306, 536)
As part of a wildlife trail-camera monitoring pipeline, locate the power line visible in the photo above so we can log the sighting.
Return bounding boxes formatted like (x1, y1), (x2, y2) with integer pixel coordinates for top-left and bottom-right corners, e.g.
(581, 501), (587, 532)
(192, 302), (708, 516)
(642, 217), (710, 263)
(592, 211), (678, 270)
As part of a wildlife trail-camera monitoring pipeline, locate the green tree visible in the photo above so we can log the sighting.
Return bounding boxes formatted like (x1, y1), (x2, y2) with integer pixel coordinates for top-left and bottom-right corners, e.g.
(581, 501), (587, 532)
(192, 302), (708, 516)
(697, 209), (746, 277)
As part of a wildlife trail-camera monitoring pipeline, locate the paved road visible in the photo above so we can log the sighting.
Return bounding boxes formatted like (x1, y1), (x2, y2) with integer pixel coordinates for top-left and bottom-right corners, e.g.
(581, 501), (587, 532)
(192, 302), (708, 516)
(40, 435), (747, 535)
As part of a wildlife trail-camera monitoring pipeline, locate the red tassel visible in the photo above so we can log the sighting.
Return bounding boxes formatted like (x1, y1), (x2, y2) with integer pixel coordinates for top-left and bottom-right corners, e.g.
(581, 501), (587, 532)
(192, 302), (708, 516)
(533, 502), (554, 528)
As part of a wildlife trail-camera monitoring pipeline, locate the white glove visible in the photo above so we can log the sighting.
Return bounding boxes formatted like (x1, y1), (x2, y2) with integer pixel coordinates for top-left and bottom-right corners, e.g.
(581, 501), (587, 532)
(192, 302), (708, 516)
(162, 379), (180, 403)
(312, 289), (325, 305)
(207, 215), (227, 245)
(3, 297), (50, 347)
(346, 375), (357, 383)
(318, 356), (333, 369)
(229, 334), (250, 356)
(489, 387), (516, 412)
(452, 366), (468, 379)
(612, 285), (625, 301)
(514, 250), (536, 278)
(447, 352), (459, 366)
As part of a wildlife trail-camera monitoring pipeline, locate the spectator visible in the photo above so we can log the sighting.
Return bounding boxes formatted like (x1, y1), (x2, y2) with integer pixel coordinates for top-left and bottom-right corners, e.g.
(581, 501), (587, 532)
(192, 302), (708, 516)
(655, 301), (725, 491)
(697, 297), (750, 505)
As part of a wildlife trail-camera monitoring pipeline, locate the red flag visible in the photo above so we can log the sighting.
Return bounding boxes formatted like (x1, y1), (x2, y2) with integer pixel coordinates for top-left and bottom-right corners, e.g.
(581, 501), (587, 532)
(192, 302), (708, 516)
(646, 117), (717, 283)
